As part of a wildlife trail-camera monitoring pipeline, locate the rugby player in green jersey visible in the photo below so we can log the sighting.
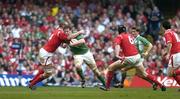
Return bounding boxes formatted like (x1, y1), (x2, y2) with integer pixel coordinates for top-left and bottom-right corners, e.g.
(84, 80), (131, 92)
(68, 31), (105, 88)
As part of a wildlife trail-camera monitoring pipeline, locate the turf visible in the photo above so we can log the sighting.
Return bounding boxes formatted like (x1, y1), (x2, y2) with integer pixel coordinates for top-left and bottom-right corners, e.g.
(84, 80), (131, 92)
(0, 87), (179, 99)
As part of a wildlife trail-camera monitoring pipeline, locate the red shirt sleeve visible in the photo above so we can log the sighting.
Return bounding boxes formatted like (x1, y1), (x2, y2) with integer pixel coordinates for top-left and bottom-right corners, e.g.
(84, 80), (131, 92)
(113, 35), (122, 45)
(60, 33), (68, 40)
(164, 32), (172, 44)
(57, 30), (68, 40)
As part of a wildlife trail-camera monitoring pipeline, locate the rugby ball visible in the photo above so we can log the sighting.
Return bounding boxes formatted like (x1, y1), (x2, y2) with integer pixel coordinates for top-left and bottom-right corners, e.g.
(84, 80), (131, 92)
(70, 39), (78, 44)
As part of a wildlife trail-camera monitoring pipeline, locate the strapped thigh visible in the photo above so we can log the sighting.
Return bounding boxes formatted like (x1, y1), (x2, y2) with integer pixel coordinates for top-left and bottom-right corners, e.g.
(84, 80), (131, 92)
(43, 57), (54, 74)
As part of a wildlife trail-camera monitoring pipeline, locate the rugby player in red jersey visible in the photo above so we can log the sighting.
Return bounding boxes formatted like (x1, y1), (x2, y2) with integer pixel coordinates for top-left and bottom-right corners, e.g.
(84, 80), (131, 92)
(28, 23), (83, 90)
(100, 25), (166, 91)
(162, 21), (180, 88)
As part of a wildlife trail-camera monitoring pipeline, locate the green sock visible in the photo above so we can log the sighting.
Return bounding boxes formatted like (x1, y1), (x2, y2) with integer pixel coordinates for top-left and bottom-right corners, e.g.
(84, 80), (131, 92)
(76, 68), (85, 81)
(97, 75), (106, 86)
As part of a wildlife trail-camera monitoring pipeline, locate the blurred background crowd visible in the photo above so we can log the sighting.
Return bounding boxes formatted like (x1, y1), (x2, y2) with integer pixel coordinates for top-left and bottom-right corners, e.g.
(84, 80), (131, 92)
(0, 0), (180, 86)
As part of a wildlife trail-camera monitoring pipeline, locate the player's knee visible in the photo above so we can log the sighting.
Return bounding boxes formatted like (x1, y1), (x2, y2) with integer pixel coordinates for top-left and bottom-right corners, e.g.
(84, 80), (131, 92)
(107, 67), (113, 72)
(121, 68), (125, 72)
(136, 72), (144, 78)
(43, 67), (54, 78)
(167, 68), (174, 77)
(139, 71), (147, 77)
(43, 69), (54, 77)
(92, 68), (100, 76)
(43, 72), (52, 78)
(75, 65), (82, 70)
(135, 72), (139, 76)
(107, 65), (116, 71)
(167, 71), (173, 77)
(75, 62), (82, 68)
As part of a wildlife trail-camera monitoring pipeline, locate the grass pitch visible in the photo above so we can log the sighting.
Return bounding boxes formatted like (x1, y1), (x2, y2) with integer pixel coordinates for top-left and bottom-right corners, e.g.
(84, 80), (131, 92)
(0, 87), (179, 99)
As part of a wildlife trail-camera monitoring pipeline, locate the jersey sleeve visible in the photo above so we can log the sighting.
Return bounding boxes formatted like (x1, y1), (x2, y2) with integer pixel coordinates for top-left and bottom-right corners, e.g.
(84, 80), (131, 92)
(58, 30), (68, 41)
(76, 34), (83, 40)
(61, 33), (68, 40)
(139, 36), (151, 46)
(164, 33), (172, 44)
(113, 35), (122, 45)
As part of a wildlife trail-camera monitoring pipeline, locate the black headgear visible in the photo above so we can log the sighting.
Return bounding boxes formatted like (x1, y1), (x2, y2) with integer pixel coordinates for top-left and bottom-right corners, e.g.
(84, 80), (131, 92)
(118, 25), (126, 33)
(162, 21), (171, 29)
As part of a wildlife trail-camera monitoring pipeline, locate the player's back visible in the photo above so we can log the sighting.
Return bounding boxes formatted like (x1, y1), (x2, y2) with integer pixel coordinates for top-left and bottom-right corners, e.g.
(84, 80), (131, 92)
(164, 29), (180, 54)
(43, 28), (68, 53)
(114, 33), (138, 56)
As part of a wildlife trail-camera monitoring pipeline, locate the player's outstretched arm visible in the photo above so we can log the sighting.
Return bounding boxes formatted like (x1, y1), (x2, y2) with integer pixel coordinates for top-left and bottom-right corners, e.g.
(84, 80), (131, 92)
(142, 43), (153, 57)
(67, 30), (84, 40)
(70, 38), (85, 46)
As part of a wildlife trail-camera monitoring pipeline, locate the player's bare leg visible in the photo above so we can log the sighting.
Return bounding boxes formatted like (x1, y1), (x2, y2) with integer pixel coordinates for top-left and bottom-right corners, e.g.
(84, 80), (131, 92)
(29, 66), (44, 82)
(121, 66), (158, 90)
(136, 65), (166, 91)
(75, 66), (85, 88)
(135, 69), (158, 90)
(74, 58), (86, 88)
(113, 71), (126, 88)
(28, 66), (44, 90)
(168, 67), (180, 87)
(100, 60), (125, 91)
(88, 64), (106, 87)
(29, 64), (54, 90)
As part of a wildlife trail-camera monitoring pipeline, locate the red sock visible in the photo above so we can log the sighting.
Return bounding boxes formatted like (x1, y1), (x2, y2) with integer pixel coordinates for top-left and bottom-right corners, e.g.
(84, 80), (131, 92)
(174, 69), (180, 75)
(30, 74), (45, 87)
(106, 71), (114, 89)
(32, 68), (44, 81)
(173, 75), (180, 85)
(147, 74), (163, 87)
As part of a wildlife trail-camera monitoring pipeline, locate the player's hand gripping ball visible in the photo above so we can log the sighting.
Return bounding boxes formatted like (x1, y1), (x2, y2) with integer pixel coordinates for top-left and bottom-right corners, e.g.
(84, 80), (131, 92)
(70, 39), (78, 45)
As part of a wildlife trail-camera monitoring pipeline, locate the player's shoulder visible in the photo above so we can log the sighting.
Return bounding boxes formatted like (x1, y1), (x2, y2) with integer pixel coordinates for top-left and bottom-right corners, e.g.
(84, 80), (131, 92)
(137, 35), (145, 39)
(165, 29), (174, 35)
(116, 34), (123, 39)
(118, 33), (131, 39)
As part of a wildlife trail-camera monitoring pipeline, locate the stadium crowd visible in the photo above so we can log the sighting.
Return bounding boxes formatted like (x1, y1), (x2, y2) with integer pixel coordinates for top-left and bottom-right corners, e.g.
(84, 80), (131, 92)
(0, 0), (180, 86)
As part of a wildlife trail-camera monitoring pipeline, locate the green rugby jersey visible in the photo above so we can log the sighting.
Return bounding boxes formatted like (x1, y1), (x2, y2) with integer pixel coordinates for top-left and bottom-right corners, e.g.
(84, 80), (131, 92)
(134, 35), (151, 55)
(69, 34), (89, 55)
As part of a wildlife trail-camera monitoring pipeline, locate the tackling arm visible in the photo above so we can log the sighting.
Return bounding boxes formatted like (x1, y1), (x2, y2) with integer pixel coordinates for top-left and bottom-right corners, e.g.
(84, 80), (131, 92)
(70, 38), (86, 46)
(67, 30), (84, 40)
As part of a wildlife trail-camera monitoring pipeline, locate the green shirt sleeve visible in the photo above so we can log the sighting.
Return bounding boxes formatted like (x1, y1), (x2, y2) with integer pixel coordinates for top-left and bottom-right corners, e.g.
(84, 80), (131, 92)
(76, 34), (83, 40)
(139, 36), (151, 46)
(70, 33), (89, 55)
